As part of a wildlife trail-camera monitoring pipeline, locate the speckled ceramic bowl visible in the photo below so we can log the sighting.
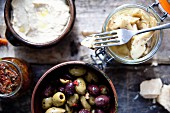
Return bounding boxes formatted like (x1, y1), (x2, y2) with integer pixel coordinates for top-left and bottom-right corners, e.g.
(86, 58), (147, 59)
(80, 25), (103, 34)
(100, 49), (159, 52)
(31, 61), (118, 113)
(4, 0), (76, 48)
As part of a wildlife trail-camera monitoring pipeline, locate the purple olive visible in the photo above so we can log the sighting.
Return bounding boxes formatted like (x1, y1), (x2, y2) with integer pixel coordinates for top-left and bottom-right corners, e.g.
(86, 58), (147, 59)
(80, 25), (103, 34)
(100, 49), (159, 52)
(43, 85), (55, 97)
(65, 82), (75, 95)
(95, 109), (105, 113)
(87, 84), (100, 96)
(78, 109), (90, 113)
(95, 95), (110, 107)
(62, 74), (73, 80)
(58, 86), (65, 93)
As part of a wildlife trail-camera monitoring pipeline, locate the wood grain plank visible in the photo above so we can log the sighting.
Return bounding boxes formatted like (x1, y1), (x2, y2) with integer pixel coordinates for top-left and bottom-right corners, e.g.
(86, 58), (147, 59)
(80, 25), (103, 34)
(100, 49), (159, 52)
(0, 0), (170, 64)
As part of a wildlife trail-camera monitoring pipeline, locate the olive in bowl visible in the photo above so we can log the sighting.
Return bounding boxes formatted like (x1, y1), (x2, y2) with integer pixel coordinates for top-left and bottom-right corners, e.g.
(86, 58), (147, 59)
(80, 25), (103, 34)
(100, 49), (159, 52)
(4, 0), (75, 48)
(31, 61), (118, 113)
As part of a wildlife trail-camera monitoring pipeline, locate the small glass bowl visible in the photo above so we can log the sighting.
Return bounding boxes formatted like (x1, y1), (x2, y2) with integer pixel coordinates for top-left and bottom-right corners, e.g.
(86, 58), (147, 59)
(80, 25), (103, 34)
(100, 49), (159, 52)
(103, 4), (163, 64)
(0, 60), (23, 98)
(0, 57), (33, 99)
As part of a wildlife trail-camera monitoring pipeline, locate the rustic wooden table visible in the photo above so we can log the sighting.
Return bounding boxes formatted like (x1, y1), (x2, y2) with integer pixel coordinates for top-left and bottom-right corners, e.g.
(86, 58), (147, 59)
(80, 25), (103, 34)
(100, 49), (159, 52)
(0, 0), (170, 113)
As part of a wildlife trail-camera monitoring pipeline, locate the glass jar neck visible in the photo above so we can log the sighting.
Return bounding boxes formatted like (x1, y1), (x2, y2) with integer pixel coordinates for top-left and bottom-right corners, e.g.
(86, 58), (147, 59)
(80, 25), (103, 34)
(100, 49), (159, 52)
(0, 60), (23, 98)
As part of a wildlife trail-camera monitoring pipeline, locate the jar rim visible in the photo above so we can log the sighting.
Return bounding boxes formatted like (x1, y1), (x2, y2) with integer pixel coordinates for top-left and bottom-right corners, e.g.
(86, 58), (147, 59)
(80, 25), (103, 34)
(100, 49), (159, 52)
(102, 4), (163, 64)
(0, 60), (23, 98)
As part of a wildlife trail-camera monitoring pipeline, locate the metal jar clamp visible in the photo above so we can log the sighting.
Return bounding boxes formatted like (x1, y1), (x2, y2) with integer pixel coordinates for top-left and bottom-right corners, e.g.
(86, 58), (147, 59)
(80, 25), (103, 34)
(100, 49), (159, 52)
(150, 0), (170, 21)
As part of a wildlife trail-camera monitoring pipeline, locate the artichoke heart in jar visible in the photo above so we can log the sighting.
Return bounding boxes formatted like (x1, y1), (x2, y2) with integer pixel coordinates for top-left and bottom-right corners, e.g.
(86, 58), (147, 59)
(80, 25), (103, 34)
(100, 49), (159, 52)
(104, 4), (162, 64)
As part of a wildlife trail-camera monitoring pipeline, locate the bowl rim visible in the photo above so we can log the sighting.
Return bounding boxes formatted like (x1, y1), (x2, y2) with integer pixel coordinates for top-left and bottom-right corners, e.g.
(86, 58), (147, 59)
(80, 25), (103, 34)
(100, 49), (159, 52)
(4, 0), (76, 48)
(31, 61), (118, 113)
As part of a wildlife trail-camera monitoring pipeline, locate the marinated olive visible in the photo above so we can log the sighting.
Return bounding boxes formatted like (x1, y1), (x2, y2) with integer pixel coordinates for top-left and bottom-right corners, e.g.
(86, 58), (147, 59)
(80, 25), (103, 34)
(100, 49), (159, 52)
(99, 85), (108, 95)
(60, 78), (70, 84)
(69, 67), (86, 76)
(80, 96), (91, 110)
(58, 86), (65, 93)
(65, 104), (73, 113)
(65, 82), (75, 95)
(52, 92), (66, 107)
(43, 85), (55, 97)
(41, 66), (112, 113)
(45, 107), (65, 113)
(87, 84), (100, 96)
(75, 78), (86, 95)
(67, 93), (79, 107)
(95, 95), (110, 107)
(88, 96), (95, 105)
(91, 109), (105, 113)
(42, 97), (53, 110)
(62, 74), (73, 80)
(78, 109), (91, 113)
(84, 72), (99, 83)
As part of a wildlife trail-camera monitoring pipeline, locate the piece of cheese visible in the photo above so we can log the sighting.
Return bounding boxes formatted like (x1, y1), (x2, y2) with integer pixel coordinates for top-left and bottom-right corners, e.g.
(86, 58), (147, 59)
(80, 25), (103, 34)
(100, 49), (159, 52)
(157, 85), (170, 112)
(140, 78), (163, 99)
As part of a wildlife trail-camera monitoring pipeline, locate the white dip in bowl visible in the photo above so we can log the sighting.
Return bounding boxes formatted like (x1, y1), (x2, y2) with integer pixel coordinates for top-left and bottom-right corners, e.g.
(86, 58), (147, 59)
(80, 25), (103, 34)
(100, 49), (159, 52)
(11, 0), (70, 43)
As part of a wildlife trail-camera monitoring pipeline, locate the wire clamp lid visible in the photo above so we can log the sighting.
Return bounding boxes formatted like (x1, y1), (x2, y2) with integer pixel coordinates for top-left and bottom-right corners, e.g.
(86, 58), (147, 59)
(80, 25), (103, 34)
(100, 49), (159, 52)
(91, 48), (114, 70)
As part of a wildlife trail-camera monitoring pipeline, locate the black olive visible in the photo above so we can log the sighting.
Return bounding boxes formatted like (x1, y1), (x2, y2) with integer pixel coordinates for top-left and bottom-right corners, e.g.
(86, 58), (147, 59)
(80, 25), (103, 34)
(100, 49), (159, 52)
(95, 95), (110, 107)
(58, 86), (65, 93)
(87, 84), (100, 96)
(62, 74), (73, 80)
(65, 82), (75, 95)
(43, 85), (55, 97)
(95, 109), (105, 113)
(78, 109), (90, 113)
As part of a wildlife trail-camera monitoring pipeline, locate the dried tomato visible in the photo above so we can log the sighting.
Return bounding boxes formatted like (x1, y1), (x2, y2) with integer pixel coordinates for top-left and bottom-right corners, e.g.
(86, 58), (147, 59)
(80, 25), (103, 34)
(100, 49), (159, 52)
(0, 62), (21, 94)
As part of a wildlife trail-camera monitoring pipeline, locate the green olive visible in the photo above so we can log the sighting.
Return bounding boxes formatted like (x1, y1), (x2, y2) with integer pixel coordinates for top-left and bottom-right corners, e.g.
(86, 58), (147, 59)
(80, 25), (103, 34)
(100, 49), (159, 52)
(84, 72), (99, 83)
(42, 97), (53, 110)
(69, 67), (86, 76)
(52, 92), (66, 107)
(91, 109), (95, 113)
(75, 78), (86, 95)
(99, 85), (108, 95)
(67, 93), (79, 107)
(45, 107), (65, 113)
(60, 78), (70, 84)
(65, 104), (73, 113)
(80, 96), (91, 110)
(88, 96), (95, 105)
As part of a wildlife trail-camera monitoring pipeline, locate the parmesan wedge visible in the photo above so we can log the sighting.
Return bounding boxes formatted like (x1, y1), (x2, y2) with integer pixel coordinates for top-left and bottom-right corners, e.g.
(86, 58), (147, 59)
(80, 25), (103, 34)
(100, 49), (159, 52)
(140, 78), (163, 99)
(157, 85), (170, 112)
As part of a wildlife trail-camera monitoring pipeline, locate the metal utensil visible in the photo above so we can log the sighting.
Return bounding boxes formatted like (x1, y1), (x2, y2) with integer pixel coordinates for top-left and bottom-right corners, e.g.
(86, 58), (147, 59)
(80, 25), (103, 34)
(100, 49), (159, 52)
(85, 23), (170, 48)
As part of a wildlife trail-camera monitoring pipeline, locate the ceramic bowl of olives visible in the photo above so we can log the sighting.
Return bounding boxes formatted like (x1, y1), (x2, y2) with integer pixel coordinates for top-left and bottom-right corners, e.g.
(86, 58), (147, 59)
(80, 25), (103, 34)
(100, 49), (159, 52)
(31, 61), (118, 113)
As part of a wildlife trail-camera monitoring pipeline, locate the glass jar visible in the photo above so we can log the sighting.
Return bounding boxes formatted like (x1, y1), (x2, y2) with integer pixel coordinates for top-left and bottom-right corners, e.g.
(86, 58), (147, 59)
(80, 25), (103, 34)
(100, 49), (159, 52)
(0, 57), (33, 99)
(102, 4), (163, 64)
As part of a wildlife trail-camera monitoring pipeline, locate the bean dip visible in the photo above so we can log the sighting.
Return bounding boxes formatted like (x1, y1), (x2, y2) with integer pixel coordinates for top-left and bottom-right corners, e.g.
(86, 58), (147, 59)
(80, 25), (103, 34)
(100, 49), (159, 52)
(11, 0), (70, 43)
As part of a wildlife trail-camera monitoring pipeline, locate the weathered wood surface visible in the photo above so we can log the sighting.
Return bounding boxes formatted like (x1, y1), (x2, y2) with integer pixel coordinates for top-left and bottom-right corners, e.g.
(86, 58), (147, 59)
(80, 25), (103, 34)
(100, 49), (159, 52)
(0, 0), (170, 64)
(1, 0), (170, 113)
